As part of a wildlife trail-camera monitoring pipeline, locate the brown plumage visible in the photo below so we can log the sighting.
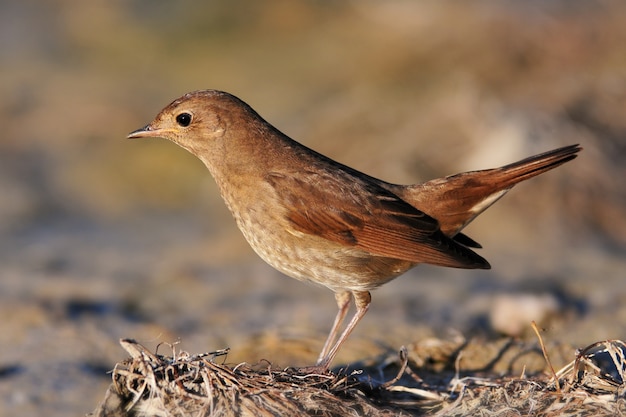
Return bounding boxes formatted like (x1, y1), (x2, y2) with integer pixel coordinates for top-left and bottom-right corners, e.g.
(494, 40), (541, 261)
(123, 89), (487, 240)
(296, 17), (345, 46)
(128, 90), (580, 370)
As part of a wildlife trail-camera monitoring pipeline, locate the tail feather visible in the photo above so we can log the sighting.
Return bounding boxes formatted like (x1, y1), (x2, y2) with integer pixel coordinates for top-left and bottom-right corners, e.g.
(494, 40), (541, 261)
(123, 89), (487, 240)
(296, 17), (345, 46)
(393, 144), (581, 237)
(496, 144), (581, 187)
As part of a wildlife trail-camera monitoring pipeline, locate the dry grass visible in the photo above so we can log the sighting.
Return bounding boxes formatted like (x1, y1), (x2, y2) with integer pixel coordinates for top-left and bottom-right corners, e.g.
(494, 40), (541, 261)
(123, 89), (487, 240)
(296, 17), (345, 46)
(90, 338), (626, 416)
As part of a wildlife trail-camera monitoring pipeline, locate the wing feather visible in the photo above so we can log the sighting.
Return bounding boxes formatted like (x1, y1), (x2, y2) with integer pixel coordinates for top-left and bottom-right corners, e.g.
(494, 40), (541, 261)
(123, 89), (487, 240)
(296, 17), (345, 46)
(266, 170), (489, 269)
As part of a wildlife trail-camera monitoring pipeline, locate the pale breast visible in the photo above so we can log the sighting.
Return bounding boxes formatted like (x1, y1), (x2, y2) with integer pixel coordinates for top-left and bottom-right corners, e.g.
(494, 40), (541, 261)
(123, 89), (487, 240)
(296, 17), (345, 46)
(214, 171), (417, 292)
(233, 204), (416, 293)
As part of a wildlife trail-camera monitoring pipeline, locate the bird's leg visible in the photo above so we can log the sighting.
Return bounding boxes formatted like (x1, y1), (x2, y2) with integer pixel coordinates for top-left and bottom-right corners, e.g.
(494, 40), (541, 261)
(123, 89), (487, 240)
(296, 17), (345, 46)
(316, 290), (371, 370)
(316, 291), (351, 364)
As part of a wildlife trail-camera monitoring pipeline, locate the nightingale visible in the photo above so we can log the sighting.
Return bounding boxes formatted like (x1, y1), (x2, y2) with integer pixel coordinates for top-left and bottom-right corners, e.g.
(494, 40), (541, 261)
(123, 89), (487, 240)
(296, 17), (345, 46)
(128, 90), (580, 370)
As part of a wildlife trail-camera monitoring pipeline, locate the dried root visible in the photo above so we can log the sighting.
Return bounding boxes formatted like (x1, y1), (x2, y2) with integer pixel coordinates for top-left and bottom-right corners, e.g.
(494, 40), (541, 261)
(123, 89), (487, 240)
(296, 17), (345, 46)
(90, 337), (626, 416)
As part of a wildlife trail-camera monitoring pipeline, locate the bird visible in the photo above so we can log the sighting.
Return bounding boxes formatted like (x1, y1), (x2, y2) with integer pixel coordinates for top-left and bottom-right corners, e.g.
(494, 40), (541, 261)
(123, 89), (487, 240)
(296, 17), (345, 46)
(128, 89), (580, 370)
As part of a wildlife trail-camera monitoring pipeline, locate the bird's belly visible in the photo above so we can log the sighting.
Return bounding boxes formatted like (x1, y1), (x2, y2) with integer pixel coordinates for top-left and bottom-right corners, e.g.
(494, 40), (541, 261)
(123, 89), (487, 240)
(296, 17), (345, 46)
(236, 213), (416, 292)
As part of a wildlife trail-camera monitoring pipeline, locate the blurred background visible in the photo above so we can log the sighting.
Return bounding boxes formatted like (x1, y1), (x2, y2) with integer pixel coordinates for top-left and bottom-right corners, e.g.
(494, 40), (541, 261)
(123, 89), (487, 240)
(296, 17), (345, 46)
(1, 1), (625, 415)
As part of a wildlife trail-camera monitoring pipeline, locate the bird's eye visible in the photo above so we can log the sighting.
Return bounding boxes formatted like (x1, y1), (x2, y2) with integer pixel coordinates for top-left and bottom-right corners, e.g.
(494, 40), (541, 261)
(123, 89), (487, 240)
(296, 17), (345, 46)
(176, 112), (192, 127)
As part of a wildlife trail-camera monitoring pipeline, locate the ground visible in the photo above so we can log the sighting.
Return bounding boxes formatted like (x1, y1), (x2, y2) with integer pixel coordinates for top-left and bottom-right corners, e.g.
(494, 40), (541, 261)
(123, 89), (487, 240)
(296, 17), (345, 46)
(1, 2), (625, 416)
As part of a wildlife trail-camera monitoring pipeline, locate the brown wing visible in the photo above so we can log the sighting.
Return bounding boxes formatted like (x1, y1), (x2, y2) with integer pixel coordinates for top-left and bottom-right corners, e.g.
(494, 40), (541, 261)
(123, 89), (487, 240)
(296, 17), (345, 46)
(265, 170), (490, 270)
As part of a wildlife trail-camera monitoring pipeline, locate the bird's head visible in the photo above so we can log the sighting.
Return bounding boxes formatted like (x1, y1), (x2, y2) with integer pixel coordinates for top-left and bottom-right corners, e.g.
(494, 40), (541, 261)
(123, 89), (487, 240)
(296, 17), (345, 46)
(127, 90), (259, 156)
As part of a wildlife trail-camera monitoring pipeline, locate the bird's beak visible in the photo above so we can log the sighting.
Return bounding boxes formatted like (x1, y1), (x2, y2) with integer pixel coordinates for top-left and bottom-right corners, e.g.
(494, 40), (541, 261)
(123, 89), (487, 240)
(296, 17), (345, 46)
(127, 124), (164, 139)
